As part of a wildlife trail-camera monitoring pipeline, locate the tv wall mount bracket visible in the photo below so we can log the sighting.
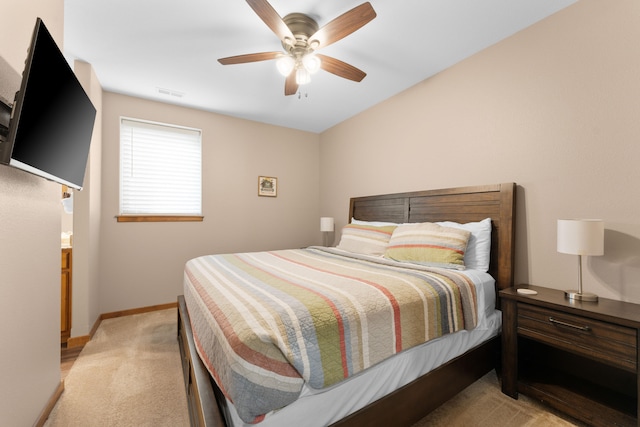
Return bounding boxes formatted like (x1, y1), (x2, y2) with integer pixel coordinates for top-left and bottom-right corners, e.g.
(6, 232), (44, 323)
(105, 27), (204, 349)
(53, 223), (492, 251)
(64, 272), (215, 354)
(0, 96), (11, 143)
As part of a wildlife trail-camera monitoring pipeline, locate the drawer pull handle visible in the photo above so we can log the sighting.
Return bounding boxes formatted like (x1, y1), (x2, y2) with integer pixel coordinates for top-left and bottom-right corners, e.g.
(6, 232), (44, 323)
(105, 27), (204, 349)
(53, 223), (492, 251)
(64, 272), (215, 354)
(548, 317), (591, 332)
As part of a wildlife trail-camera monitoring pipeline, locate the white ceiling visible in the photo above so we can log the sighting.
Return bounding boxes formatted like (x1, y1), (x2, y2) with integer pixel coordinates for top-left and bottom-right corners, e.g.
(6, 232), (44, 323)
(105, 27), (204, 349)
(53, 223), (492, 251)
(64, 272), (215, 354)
(63, 0), (576, 134)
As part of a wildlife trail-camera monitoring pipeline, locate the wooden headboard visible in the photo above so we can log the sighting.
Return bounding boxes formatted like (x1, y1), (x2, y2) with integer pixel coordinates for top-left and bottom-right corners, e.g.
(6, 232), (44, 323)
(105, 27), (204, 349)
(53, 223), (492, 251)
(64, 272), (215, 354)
(348, 183), (516, 294)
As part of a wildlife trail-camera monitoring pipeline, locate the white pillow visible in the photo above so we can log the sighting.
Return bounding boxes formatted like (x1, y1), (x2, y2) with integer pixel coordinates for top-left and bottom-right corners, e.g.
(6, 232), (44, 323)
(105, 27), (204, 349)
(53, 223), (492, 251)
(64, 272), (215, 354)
(437, 218), (492, 272)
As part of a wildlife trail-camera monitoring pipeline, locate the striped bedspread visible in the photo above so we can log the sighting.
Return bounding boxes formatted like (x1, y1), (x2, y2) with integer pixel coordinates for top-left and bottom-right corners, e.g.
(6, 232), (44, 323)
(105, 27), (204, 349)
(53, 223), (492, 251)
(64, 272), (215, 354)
(183, 247), (479, 424)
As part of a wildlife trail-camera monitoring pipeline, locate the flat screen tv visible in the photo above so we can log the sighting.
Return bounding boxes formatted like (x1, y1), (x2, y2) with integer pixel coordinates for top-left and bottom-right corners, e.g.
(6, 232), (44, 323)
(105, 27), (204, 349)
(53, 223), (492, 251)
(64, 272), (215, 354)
(0, 17), (96, 190)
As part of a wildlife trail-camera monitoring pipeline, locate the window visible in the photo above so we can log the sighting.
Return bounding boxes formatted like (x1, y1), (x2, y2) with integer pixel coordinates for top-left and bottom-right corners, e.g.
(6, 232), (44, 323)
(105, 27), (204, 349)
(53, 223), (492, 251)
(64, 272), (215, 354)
(118, 118), (202, 222)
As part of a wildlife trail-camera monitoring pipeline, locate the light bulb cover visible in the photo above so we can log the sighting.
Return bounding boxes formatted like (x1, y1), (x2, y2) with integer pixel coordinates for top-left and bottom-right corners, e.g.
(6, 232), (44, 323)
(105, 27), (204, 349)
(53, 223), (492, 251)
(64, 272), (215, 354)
(296, 67), (311, 85)
(276, 56), (295, 76)
(302, 54), (321, 74)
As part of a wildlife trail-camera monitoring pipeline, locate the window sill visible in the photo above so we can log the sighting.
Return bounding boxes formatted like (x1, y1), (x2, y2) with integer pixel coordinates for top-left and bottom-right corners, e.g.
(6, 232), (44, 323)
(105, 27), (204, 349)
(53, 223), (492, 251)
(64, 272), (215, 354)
(116, 215), (204, 223)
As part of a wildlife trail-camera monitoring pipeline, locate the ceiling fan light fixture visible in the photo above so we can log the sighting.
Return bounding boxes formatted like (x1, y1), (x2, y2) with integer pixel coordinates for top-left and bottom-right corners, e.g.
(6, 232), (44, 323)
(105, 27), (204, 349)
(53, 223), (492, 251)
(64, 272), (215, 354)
(218, 1), (377, 96)
(302, 53), (321, 74)
(296, 67), (311, 85)
(276, 55), (295, 76)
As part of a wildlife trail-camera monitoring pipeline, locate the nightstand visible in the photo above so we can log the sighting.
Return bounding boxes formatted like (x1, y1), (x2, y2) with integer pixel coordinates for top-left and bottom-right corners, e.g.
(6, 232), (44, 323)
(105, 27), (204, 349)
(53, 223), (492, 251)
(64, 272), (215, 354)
(500, 285), (640, 427)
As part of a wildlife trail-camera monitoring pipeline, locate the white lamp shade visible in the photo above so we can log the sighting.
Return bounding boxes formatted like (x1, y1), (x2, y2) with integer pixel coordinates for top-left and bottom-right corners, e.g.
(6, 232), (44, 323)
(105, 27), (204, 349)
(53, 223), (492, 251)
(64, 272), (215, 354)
(320, 217), (334, 232)
(557, 219), (604, 256)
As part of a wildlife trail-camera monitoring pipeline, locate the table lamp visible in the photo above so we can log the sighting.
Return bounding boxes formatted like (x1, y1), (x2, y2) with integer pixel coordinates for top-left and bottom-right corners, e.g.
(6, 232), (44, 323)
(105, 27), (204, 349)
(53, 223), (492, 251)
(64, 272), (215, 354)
(557, 219), (604, 302)
(320, 217), (334, 247)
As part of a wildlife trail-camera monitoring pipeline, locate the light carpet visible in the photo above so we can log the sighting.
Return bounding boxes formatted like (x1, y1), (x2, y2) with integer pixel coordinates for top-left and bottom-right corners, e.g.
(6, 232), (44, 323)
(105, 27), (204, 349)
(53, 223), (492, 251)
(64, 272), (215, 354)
(413, 370), (583, 427)
(45, 308), (189, 427)
(45, 308), (581, 427)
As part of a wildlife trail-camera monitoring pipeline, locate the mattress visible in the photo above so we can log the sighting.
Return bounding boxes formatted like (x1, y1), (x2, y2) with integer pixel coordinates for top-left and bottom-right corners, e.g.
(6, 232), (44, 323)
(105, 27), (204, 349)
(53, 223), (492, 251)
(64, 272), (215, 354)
(184, 247), (496, 425)
(225, 269), (500, 427)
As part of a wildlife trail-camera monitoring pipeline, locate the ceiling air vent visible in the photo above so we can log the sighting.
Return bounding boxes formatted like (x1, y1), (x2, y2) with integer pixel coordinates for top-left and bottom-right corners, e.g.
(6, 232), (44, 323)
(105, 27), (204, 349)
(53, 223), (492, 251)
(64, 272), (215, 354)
(157, 87), (184, 98)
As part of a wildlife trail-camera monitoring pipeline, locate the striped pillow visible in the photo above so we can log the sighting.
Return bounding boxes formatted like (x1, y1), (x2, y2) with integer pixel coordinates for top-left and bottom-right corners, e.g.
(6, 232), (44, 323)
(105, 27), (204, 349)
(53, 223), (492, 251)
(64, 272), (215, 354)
(337, 224), (397, 256)
(384, 222), (471, 269)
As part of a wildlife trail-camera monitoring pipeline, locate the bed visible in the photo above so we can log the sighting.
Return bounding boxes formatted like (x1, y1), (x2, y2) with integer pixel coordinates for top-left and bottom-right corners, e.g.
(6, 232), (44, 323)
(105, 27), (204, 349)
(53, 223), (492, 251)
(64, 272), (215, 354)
(177, 182), (516, 427)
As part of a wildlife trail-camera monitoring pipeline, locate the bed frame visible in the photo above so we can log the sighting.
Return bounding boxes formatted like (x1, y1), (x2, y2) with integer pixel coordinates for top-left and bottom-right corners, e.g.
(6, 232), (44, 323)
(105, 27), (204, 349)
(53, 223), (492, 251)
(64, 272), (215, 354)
(177, 182), (516, 427)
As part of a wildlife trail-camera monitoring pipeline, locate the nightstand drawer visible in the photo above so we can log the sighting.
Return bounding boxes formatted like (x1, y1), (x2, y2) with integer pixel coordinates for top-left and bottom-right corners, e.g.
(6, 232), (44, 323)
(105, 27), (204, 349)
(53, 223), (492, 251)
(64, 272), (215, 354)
(518, 304), (637, 372)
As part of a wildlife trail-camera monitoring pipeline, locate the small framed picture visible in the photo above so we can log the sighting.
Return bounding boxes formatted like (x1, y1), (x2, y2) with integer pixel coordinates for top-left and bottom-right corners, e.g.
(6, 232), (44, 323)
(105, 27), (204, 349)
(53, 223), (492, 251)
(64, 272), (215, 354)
(258, 176), (277, 197)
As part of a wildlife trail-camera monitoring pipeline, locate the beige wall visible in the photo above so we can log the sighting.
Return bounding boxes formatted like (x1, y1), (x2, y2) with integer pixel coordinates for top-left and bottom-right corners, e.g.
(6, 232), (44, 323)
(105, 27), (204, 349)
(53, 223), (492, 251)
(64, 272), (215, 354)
(0, 1), (65, 425)
(321, 0), (640, 303)
(99, 93), (320, 313)
(72, 60), (103, 337)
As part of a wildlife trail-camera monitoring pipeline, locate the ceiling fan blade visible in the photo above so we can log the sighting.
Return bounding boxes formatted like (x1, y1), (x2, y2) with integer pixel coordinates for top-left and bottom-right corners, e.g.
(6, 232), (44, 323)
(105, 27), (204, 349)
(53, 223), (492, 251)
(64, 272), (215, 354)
(309, 2), (376, 49)
(316, 54), (366, 82)
(218, 51), (282, 65)
(284, 72), (298, 96)
(246, 0), (295, 44)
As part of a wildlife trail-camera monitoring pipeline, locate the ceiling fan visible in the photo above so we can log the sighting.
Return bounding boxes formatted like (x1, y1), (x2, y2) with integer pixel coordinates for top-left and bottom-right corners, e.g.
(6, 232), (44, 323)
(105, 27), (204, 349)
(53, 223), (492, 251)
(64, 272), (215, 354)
(218, 0), (377, 96)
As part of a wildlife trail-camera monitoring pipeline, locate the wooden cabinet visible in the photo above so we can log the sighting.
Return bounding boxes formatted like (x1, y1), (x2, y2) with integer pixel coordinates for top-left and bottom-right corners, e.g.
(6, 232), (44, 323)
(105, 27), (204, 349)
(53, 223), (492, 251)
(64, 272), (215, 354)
(61, 248), (72, 344)
(500, 285), (640, 427)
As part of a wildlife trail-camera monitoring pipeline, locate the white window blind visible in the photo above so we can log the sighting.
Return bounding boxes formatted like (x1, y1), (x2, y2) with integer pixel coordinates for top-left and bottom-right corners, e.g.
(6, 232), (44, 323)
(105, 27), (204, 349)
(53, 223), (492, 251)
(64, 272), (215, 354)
(120, 118), (202, 216)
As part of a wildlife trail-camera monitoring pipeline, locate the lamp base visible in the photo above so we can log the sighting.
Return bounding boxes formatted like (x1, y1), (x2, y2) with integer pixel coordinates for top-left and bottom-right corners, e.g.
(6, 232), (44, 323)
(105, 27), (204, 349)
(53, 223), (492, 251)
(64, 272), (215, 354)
(565, 289), (599, 302)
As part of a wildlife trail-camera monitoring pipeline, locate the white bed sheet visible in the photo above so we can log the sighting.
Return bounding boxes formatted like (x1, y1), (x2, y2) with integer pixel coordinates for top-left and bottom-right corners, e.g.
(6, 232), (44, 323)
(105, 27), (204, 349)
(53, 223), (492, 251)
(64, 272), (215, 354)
(226, 270), (501, 427)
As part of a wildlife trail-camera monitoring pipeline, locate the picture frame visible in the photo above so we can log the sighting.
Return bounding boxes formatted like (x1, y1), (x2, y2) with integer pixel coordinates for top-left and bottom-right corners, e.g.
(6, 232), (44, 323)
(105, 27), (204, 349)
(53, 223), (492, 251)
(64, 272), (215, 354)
(258, 176), (277, 197)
